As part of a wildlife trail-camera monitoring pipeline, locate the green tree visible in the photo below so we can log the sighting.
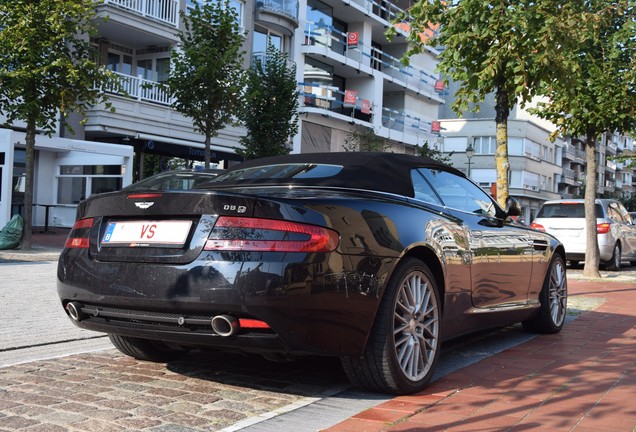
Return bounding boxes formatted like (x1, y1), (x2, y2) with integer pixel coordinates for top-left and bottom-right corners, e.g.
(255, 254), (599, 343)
(0, 0), (115, 249)
(388, 0), (581, 207)
(237, 43), (299, 160)
(533, 0), (636, 278)
(169, 0), (245, 168)
(415, 141), (453, 164)
(343, 126), (391, 152)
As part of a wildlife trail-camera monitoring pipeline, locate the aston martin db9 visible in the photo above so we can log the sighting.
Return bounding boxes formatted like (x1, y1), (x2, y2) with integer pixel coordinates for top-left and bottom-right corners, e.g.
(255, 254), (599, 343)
(57, 152), (567, 394)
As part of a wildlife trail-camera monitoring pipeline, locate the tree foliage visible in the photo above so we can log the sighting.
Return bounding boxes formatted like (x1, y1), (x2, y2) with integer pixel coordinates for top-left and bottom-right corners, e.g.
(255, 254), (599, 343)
(343, 126), (391, 152)
(169, 0), (245, 167)
(237, 43), (299, 160)
(388, 0), (582, 206)
(532, 0), (636, 277)
(0, 0), (115, 249)
(415, 141), (453, 164)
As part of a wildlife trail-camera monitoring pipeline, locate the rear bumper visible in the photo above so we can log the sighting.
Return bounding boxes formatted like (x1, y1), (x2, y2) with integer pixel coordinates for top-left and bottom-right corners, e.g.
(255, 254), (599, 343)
(57, 250), (390, 356)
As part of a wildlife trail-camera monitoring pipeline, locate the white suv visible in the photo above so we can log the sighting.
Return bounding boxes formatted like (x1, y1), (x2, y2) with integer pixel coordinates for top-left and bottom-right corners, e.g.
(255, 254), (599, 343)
(531, 199), (636, 270)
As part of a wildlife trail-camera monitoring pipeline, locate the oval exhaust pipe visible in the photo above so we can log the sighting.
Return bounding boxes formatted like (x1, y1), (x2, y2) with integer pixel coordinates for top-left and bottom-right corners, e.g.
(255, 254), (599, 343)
(66, 302), (86, 321)
(211, 315), (240, 337)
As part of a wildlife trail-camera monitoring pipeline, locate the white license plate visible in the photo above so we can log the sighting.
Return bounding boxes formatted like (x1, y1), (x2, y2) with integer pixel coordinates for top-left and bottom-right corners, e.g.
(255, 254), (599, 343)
(102, 220), (192, 247)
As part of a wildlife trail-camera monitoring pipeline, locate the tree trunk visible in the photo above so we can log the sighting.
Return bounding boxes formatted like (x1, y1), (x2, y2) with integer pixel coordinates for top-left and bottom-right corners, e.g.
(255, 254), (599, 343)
(204, 129), (211, 169)
(494, 86), (511, 208)
(582, 132), (601, 278)
(22, 122), (37, 250)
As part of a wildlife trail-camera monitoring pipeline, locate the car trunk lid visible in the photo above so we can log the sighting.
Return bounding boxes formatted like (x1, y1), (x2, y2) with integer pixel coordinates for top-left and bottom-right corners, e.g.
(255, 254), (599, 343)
(70, 190), (257, 264)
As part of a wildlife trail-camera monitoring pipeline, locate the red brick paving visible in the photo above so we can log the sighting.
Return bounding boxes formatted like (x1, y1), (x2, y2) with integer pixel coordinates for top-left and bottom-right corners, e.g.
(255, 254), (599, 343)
(323, 278), (636, 432)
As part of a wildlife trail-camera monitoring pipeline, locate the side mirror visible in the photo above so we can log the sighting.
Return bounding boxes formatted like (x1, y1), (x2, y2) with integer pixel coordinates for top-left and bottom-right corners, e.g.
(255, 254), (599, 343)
(505, 196), (522, 217)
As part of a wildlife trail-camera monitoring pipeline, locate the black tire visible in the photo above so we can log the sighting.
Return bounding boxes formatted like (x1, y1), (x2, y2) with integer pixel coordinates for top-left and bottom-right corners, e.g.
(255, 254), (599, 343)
(108, 334), (187, 362)
(523, 254), (567, 334)
(605, 243), (621, 271)
(341, 258), (442, 395)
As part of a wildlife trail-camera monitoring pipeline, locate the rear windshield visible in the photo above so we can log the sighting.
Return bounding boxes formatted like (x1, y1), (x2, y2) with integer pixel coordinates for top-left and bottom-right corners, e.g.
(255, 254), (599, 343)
(210, 163), (344, 183)
(125, 172), (219, 191)
(536, 203), (603, 218)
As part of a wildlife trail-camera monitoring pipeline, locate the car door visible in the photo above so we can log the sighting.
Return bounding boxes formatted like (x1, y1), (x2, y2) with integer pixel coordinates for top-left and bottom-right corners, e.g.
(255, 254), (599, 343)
(418, 168), (534, 309)
(613, 202), (636, 260)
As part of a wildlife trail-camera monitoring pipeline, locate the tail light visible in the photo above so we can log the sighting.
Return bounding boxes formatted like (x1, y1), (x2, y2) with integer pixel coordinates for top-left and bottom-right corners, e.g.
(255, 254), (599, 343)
(597, 223), (611, 234)
(64, 218), (94, 249)
(530, 222), (545, 232)
(204, 216), (339, 252)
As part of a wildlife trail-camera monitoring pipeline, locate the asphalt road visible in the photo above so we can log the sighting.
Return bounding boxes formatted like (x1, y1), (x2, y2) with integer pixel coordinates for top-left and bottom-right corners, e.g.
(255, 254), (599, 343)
(0, 259), (625, 431)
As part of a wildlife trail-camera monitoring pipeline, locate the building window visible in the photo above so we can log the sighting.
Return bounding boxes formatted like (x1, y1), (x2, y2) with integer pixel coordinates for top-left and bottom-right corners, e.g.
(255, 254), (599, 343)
(57, 165), (123, 204)
(303, 57), (345, 112)
(508, 138), (524, 156)
(306, 0), (347, 55)
(253, 26), (283, 63)
(473, 136), (496, 155)
(106, 51), (133, 75)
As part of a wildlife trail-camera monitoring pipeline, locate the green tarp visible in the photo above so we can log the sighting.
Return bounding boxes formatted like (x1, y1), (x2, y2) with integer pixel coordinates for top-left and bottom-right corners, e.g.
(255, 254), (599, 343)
(0, 215), (24, 250)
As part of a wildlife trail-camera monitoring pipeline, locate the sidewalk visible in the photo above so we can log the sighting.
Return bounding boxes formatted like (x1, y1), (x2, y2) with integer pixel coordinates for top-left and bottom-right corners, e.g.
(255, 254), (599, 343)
(0, 227), (68, 261)
(325, 277), (636, 432)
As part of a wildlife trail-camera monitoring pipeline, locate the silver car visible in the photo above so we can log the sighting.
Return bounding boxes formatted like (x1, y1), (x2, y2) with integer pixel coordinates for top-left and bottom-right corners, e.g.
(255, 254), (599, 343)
(531, 199), (636, 270)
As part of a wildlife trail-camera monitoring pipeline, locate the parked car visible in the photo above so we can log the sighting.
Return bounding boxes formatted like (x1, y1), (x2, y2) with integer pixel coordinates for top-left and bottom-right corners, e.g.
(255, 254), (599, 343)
(124, 168), (224, 191)
(57, 152), (567, 395)
(630, 212), (636, 224)
(531, 199), (636, 270)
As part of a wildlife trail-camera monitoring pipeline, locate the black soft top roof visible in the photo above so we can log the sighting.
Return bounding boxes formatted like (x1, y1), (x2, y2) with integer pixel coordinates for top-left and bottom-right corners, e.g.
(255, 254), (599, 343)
(207, 152), (462, 197)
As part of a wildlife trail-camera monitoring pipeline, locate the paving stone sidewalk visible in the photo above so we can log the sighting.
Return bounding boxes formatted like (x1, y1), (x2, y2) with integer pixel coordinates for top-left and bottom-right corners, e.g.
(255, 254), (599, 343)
(325, 278), (636, 432)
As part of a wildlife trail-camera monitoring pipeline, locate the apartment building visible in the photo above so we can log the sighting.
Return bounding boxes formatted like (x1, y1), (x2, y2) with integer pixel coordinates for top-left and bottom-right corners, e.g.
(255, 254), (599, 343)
(1, 0), (445, 229)
(82, 0), (444, 161)
(559, 131), (634, 201)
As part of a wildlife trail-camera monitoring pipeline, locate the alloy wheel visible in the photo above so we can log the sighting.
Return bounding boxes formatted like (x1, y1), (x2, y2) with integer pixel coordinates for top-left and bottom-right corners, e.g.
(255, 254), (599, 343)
(393, 270), (440, 381)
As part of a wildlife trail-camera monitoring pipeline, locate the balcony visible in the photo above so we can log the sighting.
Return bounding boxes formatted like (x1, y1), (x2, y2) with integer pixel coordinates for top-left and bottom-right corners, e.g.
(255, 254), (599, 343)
(311, 0), (415, 44)
(381, 107), (436, 140)
(560, 168), (577, 186)
(563, 147), (576, 160)
(103, 0), (178, 26)
(95, 0), (179, 47)
(255, 0), (299, 36)
(299, 82), (373, 124)
(302, 22), (443, 99)
(105, 71), (171, 105)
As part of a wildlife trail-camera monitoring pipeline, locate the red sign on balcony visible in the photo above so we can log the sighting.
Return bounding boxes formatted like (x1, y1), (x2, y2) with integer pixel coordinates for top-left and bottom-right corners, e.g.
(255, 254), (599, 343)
(347, 32), (359, 48)
(434, 80), (445, 93)
(344, 90), (357, 106)
(361, 99), (371, 114)
(431, 121), (441, 133)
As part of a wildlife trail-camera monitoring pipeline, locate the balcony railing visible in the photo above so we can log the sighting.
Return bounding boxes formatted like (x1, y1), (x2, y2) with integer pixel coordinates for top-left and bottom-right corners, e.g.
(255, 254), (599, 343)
(381, 107), (435, 136)
(104, 0), (179, 27)
(105, 71), (172, 105)
(303, 22), (440, 96)
(256, 0), (299, 21)
(344, 0), (412, 26)
(299, 82), (373, 122)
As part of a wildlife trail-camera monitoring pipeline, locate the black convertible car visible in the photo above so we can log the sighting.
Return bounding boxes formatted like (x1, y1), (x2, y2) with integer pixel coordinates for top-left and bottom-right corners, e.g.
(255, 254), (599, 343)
(58, 152), (567, 394)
